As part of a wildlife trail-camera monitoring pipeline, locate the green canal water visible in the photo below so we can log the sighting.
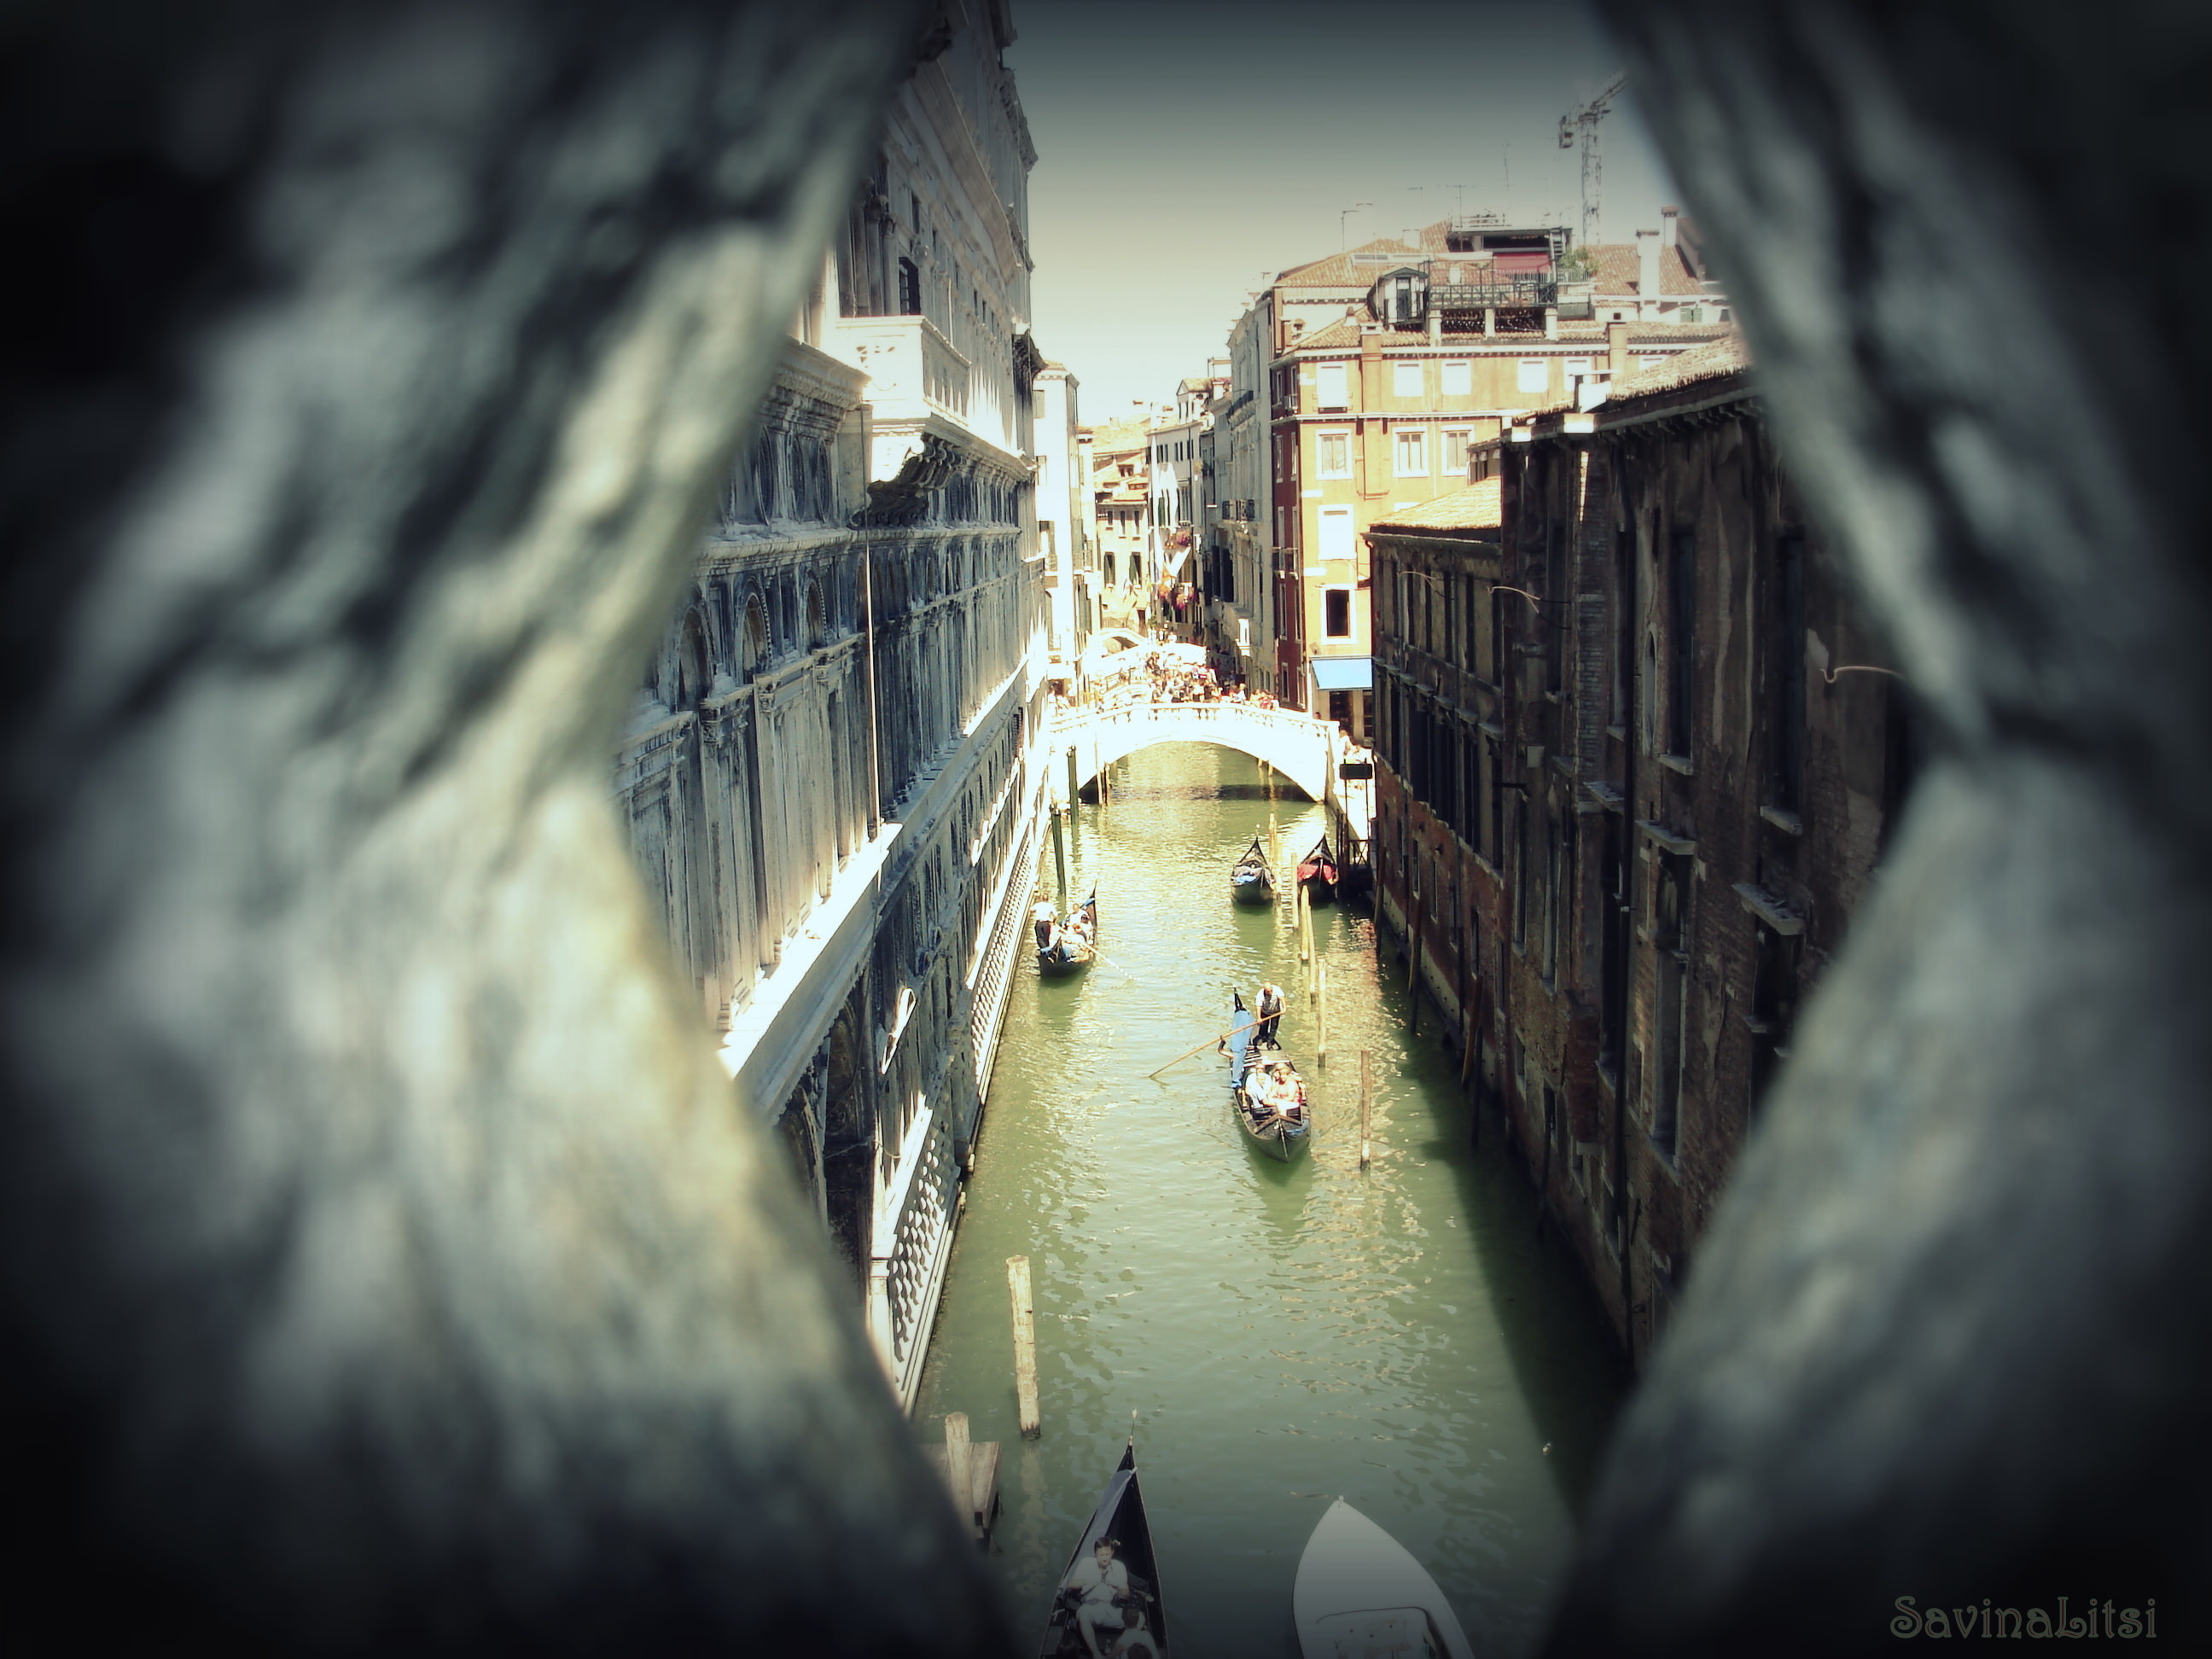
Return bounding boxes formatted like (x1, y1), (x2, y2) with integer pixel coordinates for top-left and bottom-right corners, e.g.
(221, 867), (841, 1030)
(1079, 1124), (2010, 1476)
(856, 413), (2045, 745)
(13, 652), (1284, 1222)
(915, 743), (1628, 1657)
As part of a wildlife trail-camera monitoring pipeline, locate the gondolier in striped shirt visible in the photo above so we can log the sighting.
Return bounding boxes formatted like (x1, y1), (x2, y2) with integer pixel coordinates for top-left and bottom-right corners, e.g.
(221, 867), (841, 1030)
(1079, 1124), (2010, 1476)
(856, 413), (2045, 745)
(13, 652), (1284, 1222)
(1255, 981), (1285, 1049)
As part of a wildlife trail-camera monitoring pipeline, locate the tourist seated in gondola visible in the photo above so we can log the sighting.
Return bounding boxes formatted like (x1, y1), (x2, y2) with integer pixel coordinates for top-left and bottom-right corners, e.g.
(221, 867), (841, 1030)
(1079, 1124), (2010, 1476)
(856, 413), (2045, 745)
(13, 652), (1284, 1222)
(1255, 981), (1285, 1048)
(1061, 1536), (1131, 1659)
(1255, 1063), (1305, 1126)
(1111, 1604), (1161, 1658)
(1246, 1063), (1287, 1122)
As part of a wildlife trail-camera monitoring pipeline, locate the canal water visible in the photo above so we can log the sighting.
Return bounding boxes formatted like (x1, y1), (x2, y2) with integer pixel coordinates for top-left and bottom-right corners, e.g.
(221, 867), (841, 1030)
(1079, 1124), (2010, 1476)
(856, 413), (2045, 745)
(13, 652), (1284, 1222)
(915, 743), (1627, 1658)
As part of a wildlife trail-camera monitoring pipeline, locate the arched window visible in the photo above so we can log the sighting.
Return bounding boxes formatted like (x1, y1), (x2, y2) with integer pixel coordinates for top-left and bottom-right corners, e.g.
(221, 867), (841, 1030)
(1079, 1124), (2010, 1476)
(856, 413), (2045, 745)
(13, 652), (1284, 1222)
(678, 611), (711, 707)
(806, 580), (827, 649)
(742, 593), (769, 679)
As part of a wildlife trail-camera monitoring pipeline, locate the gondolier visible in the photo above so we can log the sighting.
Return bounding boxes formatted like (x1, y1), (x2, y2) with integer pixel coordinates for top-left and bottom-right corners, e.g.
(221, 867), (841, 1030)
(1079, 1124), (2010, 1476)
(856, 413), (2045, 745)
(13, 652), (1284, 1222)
(1255, 981), (1285, 1049)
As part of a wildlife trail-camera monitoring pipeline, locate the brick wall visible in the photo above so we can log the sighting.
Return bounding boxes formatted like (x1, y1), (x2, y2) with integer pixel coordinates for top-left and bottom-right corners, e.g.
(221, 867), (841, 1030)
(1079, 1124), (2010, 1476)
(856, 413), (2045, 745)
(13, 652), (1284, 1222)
(1368, 378), (1909, 1366)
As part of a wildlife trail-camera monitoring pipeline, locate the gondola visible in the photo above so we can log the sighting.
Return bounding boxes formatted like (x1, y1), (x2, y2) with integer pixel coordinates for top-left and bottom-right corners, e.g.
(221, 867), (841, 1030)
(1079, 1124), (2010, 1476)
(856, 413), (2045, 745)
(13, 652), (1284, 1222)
(1040, 1435), (1170, 1657)
(1295, 836), (1340, 903)
(1294, 1499), (1473, 1659)
(1230, 836), (1276, 906)
(1039, 888), (1098, 976)
(1225, 991), (1310, 1161)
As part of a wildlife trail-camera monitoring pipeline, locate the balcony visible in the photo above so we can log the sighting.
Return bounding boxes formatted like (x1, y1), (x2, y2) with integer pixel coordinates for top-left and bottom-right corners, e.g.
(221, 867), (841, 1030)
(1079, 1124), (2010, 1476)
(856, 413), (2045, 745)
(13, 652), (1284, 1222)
(835, 313), (972, 426)
(1431, 274), (1559, 311)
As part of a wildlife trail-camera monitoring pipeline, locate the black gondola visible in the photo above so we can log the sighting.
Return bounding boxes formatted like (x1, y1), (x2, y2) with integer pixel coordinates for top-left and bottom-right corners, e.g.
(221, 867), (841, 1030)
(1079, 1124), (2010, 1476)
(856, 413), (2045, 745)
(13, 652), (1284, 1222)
(1230, 836), (1275, 906)
(1225, 991), (1311, 1161)
(1039, 888), (1098, 976)
(1295, 835), (1340, 902)
(1039, 1435), (1170, 1657)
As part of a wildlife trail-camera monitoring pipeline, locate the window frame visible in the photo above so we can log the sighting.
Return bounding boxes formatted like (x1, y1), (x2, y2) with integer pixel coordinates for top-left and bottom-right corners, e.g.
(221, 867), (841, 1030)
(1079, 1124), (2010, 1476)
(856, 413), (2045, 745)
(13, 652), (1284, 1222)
(1393, 425), (1429, 478)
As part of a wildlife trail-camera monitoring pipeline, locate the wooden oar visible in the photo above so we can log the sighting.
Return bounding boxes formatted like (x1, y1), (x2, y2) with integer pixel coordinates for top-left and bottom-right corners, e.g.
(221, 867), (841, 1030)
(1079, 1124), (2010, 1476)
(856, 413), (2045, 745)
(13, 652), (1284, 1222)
(1146, 1023), (1243, 1079)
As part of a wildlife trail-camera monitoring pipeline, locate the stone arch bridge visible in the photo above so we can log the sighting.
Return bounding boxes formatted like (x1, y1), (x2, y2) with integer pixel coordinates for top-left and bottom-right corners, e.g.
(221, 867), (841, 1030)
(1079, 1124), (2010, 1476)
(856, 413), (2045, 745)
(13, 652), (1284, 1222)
(1051, 701), (1340, 802)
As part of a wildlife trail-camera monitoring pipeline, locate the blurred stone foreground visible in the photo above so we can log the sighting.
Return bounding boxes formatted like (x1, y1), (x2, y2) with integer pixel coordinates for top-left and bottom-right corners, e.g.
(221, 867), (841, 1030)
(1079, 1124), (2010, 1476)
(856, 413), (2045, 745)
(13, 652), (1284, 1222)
(1, 2), (2206, 1655)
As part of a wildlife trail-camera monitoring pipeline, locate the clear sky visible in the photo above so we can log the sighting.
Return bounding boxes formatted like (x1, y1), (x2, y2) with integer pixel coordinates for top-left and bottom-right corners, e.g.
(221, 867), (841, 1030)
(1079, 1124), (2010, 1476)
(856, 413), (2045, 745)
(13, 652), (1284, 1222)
(1003, 0), (1683, 419)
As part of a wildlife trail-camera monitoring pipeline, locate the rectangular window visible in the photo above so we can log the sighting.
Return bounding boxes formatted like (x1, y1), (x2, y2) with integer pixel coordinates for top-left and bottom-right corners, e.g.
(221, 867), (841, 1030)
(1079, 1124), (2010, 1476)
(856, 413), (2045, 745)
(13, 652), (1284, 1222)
(1394, 427), (1428, 477)
(1516, 358), (1550, 394)
(1439, 429), (1471, 478)
(1324, 587), (1353, 637)
(1668, 529), (1697, 756)
(1314, 429), (1352, 479)
(1564, 357), (1593, 381)
(1441, 360), (1473, 397)
(1769, 533), (1807, 810)
(1393, 361), (1424, 399)
(1651, 853), (1691, 1157)
(1318, 505), (1354, 562)
(1316, 361), (1349, 409)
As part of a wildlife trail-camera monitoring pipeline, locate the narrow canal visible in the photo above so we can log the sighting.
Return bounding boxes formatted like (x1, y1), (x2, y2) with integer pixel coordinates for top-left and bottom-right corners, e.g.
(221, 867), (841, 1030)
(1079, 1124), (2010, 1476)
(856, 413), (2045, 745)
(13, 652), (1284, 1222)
(915, 742), (1628, 1658)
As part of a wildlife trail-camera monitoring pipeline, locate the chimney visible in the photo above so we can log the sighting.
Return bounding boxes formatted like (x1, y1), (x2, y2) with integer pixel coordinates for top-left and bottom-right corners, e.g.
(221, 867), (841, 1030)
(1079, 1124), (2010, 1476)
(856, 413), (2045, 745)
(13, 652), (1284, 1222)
(1636, 229), (1661, 319)
(1660, 206), (1679, 247)
(1607, 319), (1630, 379)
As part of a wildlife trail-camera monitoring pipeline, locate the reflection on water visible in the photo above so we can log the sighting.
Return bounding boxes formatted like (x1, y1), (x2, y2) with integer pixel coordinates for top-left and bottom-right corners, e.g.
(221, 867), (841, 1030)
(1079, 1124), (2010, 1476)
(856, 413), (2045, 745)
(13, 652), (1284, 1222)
(916, 744), (1627, 1658)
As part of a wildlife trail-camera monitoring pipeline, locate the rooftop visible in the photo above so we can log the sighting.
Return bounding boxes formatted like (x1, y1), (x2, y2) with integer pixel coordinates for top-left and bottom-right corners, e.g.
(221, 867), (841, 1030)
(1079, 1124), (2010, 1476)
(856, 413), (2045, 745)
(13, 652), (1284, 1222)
(1269, 220), (1718, 300)
(1524, 329), (1753, 417)
(1366, 479), (1503, 535)
(1283, 315), (1735, 355)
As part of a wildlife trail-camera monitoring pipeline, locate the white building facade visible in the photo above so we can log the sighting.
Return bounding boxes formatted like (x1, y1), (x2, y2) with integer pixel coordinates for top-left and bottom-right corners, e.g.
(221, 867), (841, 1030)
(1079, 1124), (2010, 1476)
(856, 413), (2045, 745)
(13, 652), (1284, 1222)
(615, 0), (1047, 1406)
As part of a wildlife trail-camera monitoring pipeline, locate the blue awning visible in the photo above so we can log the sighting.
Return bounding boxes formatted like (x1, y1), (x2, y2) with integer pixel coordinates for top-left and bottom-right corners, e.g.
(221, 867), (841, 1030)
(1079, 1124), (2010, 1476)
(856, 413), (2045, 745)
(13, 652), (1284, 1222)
(1311, 656), (1372, 691)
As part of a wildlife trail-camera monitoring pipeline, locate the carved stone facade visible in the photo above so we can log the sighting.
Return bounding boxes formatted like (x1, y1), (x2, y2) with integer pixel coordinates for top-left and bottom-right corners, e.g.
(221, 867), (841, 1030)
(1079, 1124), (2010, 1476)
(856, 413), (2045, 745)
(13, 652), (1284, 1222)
(615, 0), (1046, 1404)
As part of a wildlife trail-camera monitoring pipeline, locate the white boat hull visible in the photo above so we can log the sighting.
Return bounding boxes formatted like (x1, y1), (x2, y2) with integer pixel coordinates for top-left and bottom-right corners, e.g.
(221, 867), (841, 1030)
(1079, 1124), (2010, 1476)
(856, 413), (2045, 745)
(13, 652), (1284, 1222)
(1293, 1499), (1474, 1659)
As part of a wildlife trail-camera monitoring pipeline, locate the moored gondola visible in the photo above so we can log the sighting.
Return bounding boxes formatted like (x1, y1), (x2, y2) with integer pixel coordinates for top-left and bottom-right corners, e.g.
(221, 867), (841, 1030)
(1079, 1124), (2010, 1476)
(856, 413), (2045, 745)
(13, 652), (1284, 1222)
(1039, 888), (1098, 976)
(1295, 836), (1340, 902)
(1230, 836), (1275, 906)
(1041, 1435), (1170, 1657)
(1225, 991), (1311, 1161)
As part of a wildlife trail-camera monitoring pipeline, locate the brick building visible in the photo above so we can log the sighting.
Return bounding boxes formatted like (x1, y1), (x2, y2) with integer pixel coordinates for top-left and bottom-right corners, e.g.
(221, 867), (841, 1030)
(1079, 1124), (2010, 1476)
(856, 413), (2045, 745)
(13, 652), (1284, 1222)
(1218, 215), (1732, 737)
(1365, 332), (1912, 1365)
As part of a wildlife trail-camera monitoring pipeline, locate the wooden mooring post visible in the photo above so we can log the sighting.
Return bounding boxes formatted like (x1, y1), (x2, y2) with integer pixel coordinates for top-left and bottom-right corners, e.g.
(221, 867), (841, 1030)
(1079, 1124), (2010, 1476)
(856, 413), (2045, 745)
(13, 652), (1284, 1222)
(925, 1412), (1002, 1544)
(1007, 1254), (1041, 1438)
(1359, 1048), (1374, 1168)
(1051, 810), (1068, 905)
(1316, 963), (1329, 1068)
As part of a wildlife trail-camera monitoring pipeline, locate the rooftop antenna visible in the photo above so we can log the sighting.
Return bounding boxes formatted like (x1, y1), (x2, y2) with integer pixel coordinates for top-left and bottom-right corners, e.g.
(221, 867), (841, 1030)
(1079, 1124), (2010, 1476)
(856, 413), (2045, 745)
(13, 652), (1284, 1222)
(1340, 201), (1372, 249)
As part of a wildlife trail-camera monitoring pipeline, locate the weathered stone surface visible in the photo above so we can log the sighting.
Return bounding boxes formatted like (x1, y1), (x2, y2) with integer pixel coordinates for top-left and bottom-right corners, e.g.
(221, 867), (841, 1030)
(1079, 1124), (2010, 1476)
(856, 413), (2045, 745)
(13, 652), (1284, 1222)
(1553, 2), (2212, 1650)
(0, 1), (1013, 1650)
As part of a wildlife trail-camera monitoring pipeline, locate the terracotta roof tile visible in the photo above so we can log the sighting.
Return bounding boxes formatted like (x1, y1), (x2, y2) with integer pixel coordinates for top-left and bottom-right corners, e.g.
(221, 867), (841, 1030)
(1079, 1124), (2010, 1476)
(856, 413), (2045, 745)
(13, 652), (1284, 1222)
(1524, 329), (1753, 416)
(1587, 241), (1708, 297)
(1610, 329), (1751, 395)
(1366, 480), (1502, 535)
